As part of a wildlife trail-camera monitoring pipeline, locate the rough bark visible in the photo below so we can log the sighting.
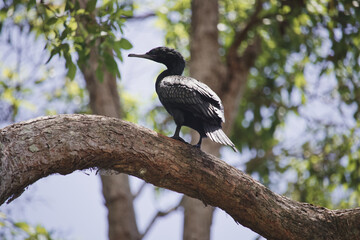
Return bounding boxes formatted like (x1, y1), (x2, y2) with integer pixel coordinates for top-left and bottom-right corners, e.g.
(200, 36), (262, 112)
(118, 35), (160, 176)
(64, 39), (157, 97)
(76, 1), (139, 239)
(1, 114), (360, 240)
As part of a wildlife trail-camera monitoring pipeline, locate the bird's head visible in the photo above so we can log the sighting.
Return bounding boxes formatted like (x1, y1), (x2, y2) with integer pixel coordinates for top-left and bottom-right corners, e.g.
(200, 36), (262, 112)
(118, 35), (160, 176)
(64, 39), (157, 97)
(128, 47), (185, 71)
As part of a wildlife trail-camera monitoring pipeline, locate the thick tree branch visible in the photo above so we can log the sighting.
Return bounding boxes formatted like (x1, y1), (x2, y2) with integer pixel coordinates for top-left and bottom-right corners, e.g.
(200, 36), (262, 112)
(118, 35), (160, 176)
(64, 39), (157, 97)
(1, 114), (360, 240)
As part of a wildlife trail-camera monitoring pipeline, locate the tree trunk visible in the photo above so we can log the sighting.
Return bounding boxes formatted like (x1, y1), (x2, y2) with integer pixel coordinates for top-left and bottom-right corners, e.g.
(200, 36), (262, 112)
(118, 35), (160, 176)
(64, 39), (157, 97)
(1, 114), (360, 240)
(183, 1), (220, 239)
(183, 197), (214, 240)
(76, 1), (139, 239)
(184, 0), (261, 239)
(80, 42), (140, 240)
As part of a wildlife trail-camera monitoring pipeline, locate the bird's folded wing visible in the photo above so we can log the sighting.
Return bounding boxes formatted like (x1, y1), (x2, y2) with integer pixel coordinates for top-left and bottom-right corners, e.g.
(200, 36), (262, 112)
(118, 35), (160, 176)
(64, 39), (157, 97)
(158, 76), (225, 122)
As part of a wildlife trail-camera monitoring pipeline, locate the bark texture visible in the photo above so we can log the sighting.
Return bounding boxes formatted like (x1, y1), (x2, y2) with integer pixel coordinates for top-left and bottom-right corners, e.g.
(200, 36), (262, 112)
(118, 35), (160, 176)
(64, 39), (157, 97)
(76, 1), (139, 239)
(1, 114), (360, 240)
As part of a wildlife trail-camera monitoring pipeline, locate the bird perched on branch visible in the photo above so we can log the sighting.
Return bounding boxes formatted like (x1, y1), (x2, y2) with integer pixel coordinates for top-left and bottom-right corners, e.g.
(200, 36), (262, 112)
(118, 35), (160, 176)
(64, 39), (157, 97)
(129, 47), (236, 152)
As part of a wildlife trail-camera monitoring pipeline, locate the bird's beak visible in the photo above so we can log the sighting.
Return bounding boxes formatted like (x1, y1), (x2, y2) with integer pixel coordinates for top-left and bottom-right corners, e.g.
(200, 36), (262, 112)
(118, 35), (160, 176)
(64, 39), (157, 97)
(128, 53), (154, 61)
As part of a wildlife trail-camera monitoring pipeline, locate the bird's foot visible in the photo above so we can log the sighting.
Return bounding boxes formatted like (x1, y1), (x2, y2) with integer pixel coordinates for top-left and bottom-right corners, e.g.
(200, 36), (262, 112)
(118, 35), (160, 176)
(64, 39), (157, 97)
(171, 135), (186, 143)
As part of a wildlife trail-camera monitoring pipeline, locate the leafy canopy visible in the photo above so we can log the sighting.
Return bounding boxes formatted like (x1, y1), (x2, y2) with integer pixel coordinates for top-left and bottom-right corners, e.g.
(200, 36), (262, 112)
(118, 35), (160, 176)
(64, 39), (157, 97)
(0, 0), (133, 121)
(1, 0), (133, 80)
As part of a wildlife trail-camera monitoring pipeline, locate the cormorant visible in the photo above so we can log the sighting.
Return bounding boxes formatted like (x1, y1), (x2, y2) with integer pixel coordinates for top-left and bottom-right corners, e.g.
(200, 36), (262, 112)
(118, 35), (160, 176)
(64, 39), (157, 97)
(129, 47), (236, 152)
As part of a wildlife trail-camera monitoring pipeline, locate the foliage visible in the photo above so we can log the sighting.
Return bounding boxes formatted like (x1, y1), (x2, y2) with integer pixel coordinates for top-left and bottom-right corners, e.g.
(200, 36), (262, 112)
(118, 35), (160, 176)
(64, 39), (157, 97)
(157, 0), (360, 208)
(0, 212), (55, 240)
(121, 89), (140, 123)
(0, 0), (133, 123)
(156, 0), (191, 55)
(1, 0), (133, 79)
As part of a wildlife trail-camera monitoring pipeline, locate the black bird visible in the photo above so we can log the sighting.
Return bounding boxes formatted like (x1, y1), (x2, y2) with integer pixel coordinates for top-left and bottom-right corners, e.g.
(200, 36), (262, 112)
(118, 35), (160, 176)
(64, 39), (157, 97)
(129, 47), (236, 151)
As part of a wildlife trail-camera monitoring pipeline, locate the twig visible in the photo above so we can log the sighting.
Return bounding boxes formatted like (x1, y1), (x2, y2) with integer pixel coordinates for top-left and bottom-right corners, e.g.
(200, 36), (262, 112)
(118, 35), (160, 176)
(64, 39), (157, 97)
(140, 200), (182, 238)
(132, 181), (147, 199)
(121, 12), (156, 21)
(227, 0), (263, 58)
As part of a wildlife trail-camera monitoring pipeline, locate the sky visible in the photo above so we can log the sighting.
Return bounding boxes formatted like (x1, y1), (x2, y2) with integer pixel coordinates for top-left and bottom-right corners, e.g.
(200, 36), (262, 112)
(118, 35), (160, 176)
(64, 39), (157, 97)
(0, 4), (260, 240)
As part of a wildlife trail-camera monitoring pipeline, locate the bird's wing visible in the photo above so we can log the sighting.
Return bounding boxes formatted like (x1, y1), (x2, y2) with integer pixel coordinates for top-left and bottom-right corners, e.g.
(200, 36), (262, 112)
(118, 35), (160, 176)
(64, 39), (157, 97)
(158, 76), (225, 122)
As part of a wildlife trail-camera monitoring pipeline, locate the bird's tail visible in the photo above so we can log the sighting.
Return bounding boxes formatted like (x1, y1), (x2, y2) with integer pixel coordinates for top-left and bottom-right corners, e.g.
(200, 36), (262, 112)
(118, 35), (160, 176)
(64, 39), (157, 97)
(204, 124), (237, 152)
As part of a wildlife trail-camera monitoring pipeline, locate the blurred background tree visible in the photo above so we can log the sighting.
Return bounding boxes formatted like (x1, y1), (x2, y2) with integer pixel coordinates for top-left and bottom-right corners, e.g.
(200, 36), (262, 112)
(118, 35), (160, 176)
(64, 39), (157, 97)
(1, 0), (360, 239)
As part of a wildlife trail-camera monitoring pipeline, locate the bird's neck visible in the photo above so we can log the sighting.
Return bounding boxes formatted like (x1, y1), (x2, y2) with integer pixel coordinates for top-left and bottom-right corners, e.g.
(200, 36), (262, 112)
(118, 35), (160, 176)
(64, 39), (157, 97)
(155, 64), (184, 91)
(167, 61), (185, 76)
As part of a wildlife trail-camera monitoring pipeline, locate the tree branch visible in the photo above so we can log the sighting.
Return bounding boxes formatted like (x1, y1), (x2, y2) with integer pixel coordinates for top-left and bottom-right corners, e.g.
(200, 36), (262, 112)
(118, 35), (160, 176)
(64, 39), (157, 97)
(227, 0), (263, 60)
(132, 181), (147, 199)
(141, 199), (182, 239)
(121, 12), (156, 21)
(1, 114), (360, 239)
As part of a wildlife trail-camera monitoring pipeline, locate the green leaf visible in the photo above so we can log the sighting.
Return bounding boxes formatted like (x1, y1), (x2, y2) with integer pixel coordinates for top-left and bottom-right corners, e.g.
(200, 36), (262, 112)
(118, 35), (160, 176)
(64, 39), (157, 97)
(294, 74), (306, 88)
(64, 53), (77, 80)
(76, 9), (86, 15)
(46, 47), (60, 64)
(66, 61), (77, 80)
(118, 38), (132, 50)
(35, 225), (48, 235)
(27, 0), (36, 10)
(86, 0), (97, 12)
(65, 1), (74, 11)
(14, 222), (31, 234)
(59, 27), (72, 41)
(104, 52), (120, 78)
(95, 62), (104, 82)
(46, 17), (58, 25)
(113, 46), (122, 61)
